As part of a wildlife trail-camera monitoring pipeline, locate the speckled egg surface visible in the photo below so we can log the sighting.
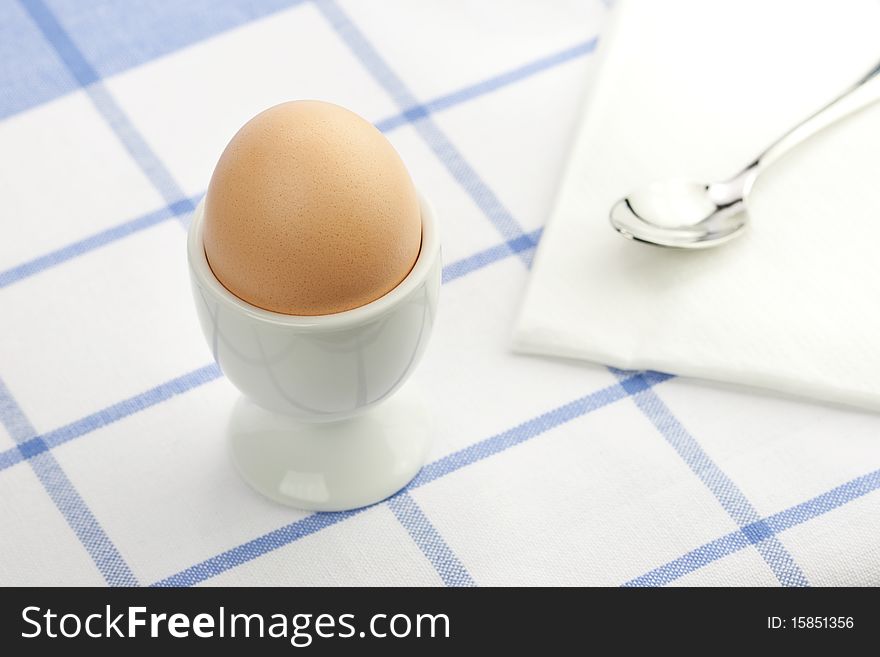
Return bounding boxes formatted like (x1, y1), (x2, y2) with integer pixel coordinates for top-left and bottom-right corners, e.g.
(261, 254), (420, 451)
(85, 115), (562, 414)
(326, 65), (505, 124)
(203, 100), (422, 316)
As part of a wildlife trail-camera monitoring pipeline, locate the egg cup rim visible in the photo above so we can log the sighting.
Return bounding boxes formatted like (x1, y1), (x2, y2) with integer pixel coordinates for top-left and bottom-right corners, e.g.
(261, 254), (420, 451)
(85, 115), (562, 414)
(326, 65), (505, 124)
(187, 191), (440, 331)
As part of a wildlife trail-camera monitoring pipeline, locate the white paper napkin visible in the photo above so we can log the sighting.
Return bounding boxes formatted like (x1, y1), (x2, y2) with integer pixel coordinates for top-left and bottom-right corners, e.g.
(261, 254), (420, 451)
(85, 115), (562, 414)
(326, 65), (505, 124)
(513, 0), (880, 410)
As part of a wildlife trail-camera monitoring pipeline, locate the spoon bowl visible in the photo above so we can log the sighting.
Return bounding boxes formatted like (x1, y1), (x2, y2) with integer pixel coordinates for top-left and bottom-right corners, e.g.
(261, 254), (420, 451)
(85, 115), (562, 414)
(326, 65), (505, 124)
(610, 178), (750, 249)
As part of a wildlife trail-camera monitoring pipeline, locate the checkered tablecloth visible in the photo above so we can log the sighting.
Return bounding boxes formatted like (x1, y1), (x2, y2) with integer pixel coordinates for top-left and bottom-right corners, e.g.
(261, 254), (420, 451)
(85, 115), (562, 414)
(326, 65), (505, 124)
(2, 0), (879, 587)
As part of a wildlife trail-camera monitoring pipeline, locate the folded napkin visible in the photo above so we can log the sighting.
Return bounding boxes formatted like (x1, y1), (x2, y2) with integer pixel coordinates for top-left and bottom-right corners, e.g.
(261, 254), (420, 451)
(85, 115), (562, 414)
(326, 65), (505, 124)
(513, 0), (880, 410)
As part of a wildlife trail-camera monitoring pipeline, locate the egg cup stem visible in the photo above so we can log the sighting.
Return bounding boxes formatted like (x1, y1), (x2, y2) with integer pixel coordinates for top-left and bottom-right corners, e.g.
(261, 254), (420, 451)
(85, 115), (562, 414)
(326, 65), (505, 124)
(226, 386), (432, 511)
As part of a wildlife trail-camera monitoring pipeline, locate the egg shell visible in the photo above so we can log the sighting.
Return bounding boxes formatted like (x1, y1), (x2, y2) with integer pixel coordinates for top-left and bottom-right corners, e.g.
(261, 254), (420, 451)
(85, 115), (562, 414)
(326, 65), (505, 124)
(203, 100), (422, 316)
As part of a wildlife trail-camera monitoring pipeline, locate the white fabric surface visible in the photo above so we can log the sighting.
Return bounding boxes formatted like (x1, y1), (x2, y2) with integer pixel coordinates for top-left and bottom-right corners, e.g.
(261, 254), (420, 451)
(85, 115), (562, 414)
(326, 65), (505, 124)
(513, 0), (880, 410)
(1, 0), (879, 588)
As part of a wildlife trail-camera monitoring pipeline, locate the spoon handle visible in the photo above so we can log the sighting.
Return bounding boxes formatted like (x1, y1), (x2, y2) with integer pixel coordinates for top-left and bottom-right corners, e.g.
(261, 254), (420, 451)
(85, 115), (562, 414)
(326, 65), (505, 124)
(752, 59), (880, 174)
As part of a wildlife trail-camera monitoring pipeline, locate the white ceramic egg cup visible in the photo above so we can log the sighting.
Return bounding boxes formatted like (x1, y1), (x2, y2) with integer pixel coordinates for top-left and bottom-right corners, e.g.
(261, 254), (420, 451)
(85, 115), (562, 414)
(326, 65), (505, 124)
(187, 194), (440, 511)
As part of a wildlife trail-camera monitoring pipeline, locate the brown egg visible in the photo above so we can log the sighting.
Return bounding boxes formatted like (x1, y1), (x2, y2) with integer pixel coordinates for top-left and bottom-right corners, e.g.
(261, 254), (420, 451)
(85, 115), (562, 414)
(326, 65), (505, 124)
(203, 100), (422, 316)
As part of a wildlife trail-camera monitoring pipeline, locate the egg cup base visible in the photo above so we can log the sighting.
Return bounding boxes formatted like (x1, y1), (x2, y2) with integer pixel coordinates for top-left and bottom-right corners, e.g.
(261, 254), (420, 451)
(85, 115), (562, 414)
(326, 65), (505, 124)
(227, 384), (432, 511)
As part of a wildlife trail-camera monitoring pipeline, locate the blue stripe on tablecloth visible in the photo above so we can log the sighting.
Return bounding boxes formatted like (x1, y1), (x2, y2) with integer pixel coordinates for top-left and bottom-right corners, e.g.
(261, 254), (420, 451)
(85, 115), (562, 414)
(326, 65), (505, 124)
(765, 468), (880, 534)
(387, 492), (477, 587)
(19, 0), (193, 220)
(626, 467), (880, 586)
(442, 229), (542, 284)
(0, 196), (200, 289)
(155, 509), (363, 587)
(619, 373), (809, 587)
(0, 364), (223, 473)
(316, 0), (532, 258)
(83, 85), (194, 217)
(0, 377), (137, 586)
(411, 374), (662, 488)
(153, 373), (664, 586)
(374, 38), (598, 133)
(626, 531), (752, 587)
